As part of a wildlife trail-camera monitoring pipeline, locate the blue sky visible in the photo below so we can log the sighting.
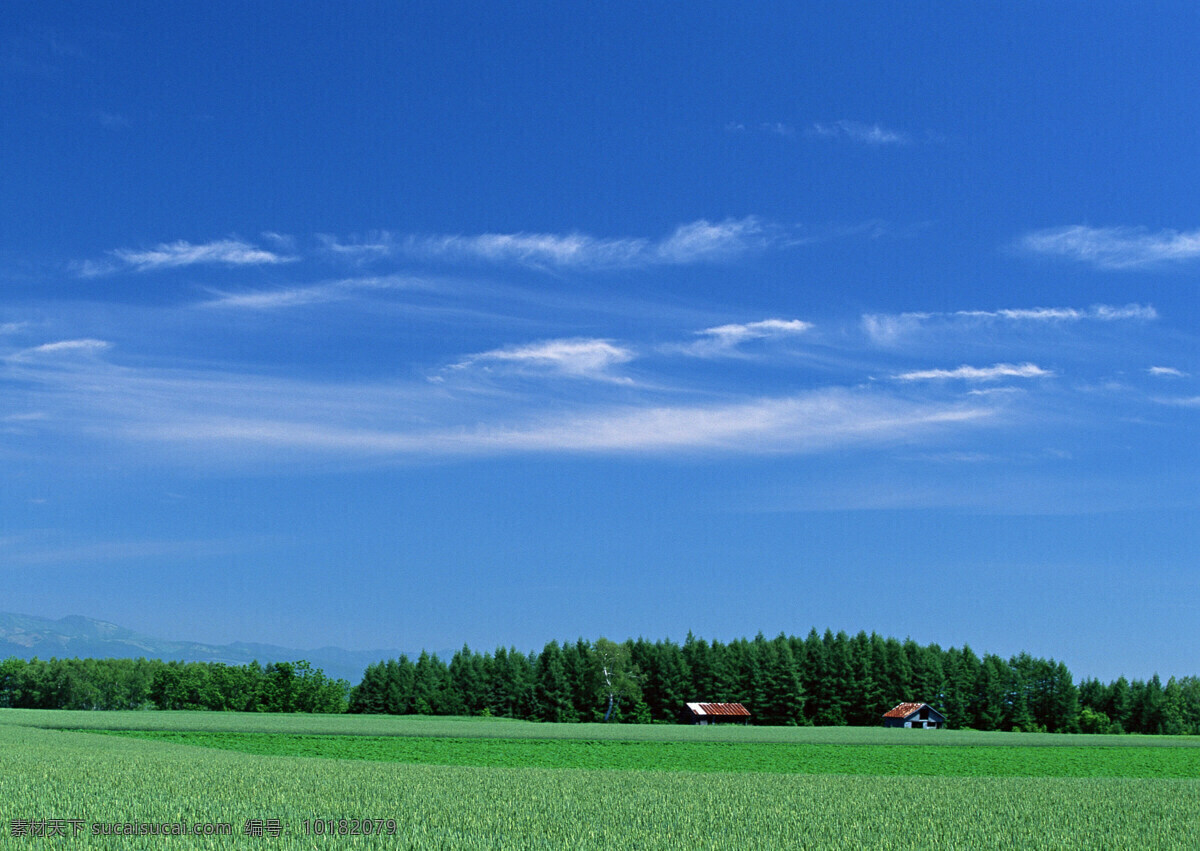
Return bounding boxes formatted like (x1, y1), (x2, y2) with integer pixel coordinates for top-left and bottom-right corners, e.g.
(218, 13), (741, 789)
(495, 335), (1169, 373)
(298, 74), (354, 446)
(3, 2), (1198, 681)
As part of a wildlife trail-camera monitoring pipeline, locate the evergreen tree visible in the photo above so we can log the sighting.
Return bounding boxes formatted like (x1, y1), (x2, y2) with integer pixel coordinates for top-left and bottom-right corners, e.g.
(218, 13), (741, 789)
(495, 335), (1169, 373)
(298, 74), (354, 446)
(940, 646), (980, 729)
(1161, 677), (1187, 735)
(1003, 658), (1037, 732)
(820, 630), (854, 725)
(1179, 677), (1200, 734)
(1135, 675), (1167, 735)
(907, 639), (943, 704)
(846, 631), (882, 725)
(709, 639), (737, 703)
(1077, 677), (1107, 716)
(728, 637), (766, 713)
(882, 637), (914, 707)
(798, 629), (826, 723)
(449, 646), (488, 715)
(1106, 676), (1132, 732)
(384, 656), (416, 715)
(681, 632), (713, 702)
(413, 651), (455, 715)
(761, 634), (805, 725)
(649, 640), (691, 723)
(1044, 661), (1080, 733)
(975, 655), (1009, 731)
(348, 662), (385, 713)
(563, 639), (596, 721)
(534, 640), (574, 722)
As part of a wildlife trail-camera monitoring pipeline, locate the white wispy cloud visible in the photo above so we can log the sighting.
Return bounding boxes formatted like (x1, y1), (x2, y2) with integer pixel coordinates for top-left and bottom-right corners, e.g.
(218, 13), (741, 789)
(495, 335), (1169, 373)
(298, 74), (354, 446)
(725, 121), (795, 136)
(1090, 304), (1159, 321)
(451, 338), (635, 382)
(808, 120), (911, 146)
(2, 343), (996, 462)
(260, 232), (297, 251)
(653, 219), (771, 263)
(862, 303), (1156, 346)
(1148, 366), (1188, 378)
(319, 218), (890, 272)
(1154, 396), (1200, 408)
(954, 304), (1158, 322)
(1, 536), (239, 567)
(677, 318), (813, 357)
(896, 363), (1052, 382)
(202, 285), (336, 310)
(316, 233), (394, 262)
(457, 391), (986, 454)
(200, 275), (432, 310)
(130, 389), (990, 457)
(421, 232), (638, 267)
(966, 386), (1028, 397)
(8, 339), (111, 360)
(860, 312), (931, 347)
(397, 217), (771, 269)
(77, 239), (296, 276)
(1020, 225), (1200, 270)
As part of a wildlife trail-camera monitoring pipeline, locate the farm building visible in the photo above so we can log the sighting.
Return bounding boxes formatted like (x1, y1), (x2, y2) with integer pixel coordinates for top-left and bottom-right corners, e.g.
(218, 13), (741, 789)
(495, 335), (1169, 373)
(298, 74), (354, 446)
(683, 702), (751, 725)
(882, 702), (946, 729)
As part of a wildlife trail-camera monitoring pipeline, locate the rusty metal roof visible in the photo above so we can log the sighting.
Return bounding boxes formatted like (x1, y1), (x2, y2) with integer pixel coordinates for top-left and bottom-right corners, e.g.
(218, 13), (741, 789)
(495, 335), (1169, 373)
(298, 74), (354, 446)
(882, 702), (927, 719)
(686, 702), (751, 717)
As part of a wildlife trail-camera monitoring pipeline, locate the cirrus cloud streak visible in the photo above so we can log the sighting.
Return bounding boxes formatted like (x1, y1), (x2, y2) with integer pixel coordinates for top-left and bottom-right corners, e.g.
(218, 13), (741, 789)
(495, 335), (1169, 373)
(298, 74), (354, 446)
(450, 338), (636, 382)
(76, 239), (296, 277)
(675, 318), (813, 358)
(2, 344), (997, 463)
(328, 217), (774, 270)
(896, 362), (1052, 382)
(133, 389), (992, 457)
(1020, 225), (1200, 270)
(863, 303), (1156, 347)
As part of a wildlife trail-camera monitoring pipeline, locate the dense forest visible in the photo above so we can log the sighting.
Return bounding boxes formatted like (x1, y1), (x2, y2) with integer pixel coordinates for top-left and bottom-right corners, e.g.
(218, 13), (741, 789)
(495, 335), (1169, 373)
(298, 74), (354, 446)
(2, 629), (1198, 734)
(348, 631), (1200, 735)
(0, 657), (348, 713)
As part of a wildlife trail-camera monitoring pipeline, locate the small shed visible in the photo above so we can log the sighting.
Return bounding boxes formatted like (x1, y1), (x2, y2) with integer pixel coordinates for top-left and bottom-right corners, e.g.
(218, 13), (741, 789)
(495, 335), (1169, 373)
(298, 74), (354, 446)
(882, 702), (946, 729)
(684, 702), (752, 725)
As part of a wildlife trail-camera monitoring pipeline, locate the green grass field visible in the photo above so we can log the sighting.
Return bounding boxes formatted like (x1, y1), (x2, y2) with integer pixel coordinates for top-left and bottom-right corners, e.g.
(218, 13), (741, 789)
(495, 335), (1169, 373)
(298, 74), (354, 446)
(4, 710), (1199, 849)
(78, 729), (1200, 778)
(16, 708), (1200, 745)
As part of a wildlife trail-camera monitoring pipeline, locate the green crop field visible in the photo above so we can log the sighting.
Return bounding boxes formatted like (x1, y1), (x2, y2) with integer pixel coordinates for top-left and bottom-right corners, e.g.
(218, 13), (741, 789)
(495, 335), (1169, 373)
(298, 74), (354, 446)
(3, 710), (1199, 849)
(18, 708), (1200, 746)
(77, 729), (1200, 778)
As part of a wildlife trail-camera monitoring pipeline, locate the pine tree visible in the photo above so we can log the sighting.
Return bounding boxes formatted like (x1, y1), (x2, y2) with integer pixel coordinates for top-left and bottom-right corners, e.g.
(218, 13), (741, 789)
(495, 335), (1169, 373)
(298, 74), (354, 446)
(682, 632), (713, 701)
(761, 634), (805, 725)
(1106, 676), (1132, 732)
(534, 640), (574, 722)
(449, 646), (487, 715)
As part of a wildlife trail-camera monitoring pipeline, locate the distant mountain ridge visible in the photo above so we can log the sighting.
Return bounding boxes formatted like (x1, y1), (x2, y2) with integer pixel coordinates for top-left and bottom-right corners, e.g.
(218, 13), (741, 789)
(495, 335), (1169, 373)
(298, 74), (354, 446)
(0, 612), (407, 684)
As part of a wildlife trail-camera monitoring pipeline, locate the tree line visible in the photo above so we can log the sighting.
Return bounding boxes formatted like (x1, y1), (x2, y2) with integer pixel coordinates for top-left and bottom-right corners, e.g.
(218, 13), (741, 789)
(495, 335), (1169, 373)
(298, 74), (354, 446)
(2, 629), (1198, 734)
(0, 657), (348, 713)
(349, 630), (1200, 734)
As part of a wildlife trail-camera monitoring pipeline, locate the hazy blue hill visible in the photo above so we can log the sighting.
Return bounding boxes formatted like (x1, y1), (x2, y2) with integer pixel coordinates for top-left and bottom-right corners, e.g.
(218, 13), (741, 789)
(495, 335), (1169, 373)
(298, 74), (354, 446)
(0, 612), (407, 684)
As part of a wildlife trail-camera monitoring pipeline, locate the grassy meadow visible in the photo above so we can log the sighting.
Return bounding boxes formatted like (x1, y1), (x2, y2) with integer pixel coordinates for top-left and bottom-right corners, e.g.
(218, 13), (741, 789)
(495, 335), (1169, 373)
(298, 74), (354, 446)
(3, 709), (1199, 848)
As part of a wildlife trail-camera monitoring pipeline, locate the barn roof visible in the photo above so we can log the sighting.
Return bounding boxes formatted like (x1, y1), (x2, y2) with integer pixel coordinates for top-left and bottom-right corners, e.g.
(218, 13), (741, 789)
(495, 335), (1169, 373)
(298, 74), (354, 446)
(686, 702), (751, 717)
(883, 702), (930, 719)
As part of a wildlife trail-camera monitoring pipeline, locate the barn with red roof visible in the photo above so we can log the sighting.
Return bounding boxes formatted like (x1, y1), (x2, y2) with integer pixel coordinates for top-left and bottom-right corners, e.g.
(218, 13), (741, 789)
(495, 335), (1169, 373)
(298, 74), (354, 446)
(684, 702), (752, 725)
(883, 702), (946, 729)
